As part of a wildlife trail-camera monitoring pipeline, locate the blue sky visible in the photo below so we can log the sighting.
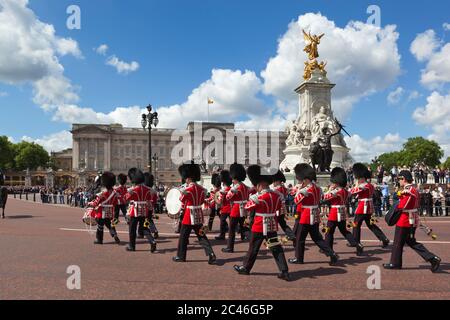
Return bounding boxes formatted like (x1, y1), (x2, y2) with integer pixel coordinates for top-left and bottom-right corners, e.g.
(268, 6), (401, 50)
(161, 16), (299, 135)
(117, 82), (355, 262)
(0, 0), (449, 161)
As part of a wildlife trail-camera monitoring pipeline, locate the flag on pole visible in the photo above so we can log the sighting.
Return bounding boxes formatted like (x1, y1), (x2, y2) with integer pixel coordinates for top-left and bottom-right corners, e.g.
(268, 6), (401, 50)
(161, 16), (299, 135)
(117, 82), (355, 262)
(207, 98), (214, 104)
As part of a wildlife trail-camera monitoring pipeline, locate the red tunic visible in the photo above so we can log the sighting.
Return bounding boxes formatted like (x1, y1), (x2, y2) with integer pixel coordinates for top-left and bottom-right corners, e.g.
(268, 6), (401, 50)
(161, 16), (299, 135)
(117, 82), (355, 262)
(245, 189), (282, 234)
(114, 185), (128, 205)
(294, 183), (322, 225)
(124, 184), (154, 218)
(226, 182), (250, 218)
(273, 184), (288, 216)
(88, 189), (119, 219)
(219, 186), (231, 214)
(180, 183), (206, 226)
(324, 187), (349, 222)
(396, 184), (420, 228)
(350, 182), (374, 215)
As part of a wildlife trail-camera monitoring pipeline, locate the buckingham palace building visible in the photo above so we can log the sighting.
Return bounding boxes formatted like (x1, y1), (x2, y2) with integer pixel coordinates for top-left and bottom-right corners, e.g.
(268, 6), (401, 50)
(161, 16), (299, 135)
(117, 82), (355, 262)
(57, 121), (287, 187)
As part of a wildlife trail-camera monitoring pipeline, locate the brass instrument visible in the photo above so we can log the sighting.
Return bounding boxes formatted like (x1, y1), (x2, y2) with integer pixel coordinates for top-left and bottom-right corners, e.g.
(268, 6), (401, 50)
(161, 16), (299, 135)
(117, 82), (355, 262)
(370, 216), (378, 225)
(111, 218), (119, 228)
(420, 223), (437, 240)
(346, 221), (356, 230)
(321, 223), (330, 234)
(143, 218), (150, 229)
(263, 236), (289, 249)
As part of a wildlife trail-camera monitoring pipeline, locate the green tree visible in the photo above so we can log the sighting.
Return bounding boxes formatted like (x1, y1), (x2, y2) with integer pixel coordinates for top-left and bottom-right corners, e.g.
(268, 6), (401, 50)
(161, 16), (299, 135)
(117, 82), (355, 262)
(442, 157), (450, 169)
(0, 136), (15, 169)
(401, 137), (443, 167)
(13, 142), (49, 170)
(376, 151), (405, 171)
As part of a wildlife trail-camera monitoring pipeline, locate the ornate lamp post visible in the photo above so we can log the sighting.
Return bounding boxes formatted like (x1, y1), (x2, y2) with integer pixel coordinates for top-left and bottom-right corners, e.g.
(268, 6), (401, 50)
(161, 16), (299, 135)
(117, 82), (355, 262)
(152, 153), (159, 184)
(141, 104), (159, 174)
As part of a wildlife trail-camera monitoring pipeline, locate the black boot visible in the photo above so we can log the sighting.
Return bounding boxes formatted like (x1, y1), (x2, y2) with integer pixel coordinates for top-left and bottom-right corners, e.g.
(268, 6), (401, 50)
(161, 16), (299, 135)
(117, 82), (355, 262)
(356, 243), (364, 256)
(125, 244), (135, 251)
(277, 271), (291, 281)
(172, 256), (186, 262)
(221, 247), (233, 253)
(233, 265), (249, 275)
(429, 256), (441, 273)
(382, 239), (390, 248)
(329, 253), (339, 266)
(153, 232), (159, 239)
(383, 263), (401, 270)
(114, 236), (121, 245)
(208, 253), (217, 265)
(150, 243), (157, 253)
(288, 258), (303, 264)
(215, 235), (225, 240)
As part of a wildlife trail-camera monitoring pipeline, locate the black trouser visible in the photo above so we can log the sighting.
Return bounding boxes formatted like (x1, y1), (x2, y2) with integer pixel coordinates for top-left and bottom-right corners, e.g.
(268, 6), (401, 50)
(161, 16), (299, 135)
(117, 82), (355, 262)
(218, 213), (229, 237)
(227, 216), (245, 250)
(325, 220), (359, 250)
(243, 231), (288, 273)
(278, 215), (295, 239)
(129, 216), (155, 249)
(208, 207), (218, 231)
(115, 204), (127, 219)
(177, 224), (215, 260)
(295, 223), (335, 261)
(96, 218), (118, 242)
(390, 226), (436, 267)
(138, 212), (158, 236)
(352, 214), (389, 243)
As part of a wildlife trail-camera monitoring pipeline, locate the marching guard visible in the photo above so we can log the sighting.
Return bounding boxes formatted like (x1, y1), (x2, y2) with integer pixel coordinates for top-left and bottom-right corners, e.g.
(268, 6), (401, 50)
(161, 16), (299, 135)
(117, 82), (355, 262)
(323, 167), (363, 256)
(234, 165), (290, 281)
(350, 163), (390, 248)
(288, 164), (339, 265)
(223, 163), (250, 253)
(206, 173), (221, 231)
(124, 168), (157, 253)
(215, 170), (232, 240)
(272, 170), (295, 241)
(144, 172), (159, 239)
(88, 172), (121, 245)
(172, 162), (217, 264)
(114, 174), (128, 221)
(383, 170), (441, 272)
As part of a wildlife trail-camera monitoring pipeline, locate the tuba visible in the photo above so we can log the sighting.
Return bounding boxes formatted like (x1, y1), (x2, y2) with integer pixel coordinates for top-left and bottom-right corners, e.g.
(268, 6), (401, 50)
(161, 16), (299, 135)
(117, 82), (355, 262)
(263, 236), (289, 249)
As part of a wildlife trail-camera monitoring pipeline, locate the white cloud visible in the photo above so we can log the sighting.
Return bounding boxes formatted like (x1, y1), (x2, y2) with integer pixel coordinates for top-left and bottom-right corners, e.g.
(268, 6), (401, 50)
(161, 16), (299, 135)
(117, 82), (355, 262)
(387, 87), (404, 105)
(95, 44), (109, 56)
(261, 13), (401, 120)
(0, 91), (7, 97)
(0, 0), (81, 107)
(410, 29), (440, 62)
(21, 130), (72, 152)
(106, 55), (139, 75)
(420, 43), (450, 88)
(443, 23), (450, 31)
(412, 91), (450, 157)
(344, 133), (404, 162)
(407, 90), (421, 101)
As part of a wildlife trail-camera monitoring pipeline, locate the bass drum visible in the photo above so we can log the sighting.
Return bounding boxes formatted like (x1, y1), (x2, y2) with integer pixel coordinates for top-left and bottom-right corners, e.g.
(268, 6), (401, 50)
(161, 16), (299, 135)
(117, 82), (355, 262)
(166, 188), (183, 220)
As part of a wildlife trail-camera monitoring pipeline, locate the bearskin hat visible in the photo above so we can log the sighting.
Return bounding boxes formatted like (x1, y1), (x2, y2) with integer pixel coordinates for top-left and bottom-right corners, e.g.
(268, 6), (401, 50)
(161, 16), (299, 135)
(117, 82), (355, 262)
(330, 167), (347, 188)
(272, 170), (286, 183)
(101, 172), (116, 189)
(211, 173), (221, 188)
(128, 168), (145, 185)
(352, 163), (369, 180)
(144, 172), (155, 188)
(117, 173), (127, 185)
(220, 170), (232, 187)
(294, 163), (316, 181)
(246, 165), (274, 186)
(230, 163), (246, 182)
(178, 162), (201, 182)
(398, 170), (413, 183)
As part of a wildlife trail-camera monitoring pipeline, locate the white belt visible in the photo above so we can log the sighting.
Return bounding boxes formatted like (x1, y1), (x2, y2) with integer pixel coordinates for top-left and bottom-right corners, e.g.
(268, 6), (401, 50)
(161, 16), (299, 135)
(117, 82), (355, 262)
(332, 205), (346, 222)
(403, 209), (418, 213)
(302, 205), (319, 209)
(359, 198), (373, 214)
(331, 205), (346, 208)
(256, 213), (276, 235)
(187, 205), (202, 210)
(403, 209), (419, 226)
(233, 201), (247, 204)
(133, 201), (147, 205)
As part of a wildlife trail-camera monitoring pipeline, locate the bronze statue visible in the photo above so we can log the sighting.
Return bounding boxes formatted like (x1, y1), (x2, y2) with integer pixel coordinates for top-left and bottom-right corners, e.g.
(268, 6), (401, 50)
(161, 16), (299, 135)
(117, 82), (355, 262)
(309, 121), (343, 172)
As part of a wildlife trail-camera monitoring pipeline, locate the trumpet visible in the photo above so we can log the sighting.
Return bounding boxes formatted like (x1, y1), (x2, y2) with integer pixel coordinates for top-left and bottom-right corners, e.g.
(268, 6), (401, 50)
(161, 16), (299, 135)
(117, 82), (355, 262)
(198, 225), (210, 237)
(143, 218), (150, 228)
(263, 236), (288, 249)
(346, 221), (356, 230)
(321, 223), (330, 234)
(111, 218), (119, 228)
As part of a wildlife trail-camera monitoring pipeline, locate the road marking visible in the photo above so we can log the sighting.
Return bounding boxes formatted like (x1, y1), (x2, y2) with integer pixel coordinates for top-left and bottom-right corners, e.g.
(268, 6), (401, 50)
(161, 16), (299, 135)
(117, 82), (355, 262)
(59, 228), (450, 244)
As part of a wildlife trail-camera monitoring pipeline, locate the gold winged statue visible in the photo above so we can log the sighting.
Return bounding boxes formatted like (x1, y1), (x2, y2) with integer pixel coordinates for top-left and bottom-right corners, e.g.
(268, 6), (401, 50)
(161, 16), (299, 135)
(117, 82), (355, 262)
(303, 30), (324, 61)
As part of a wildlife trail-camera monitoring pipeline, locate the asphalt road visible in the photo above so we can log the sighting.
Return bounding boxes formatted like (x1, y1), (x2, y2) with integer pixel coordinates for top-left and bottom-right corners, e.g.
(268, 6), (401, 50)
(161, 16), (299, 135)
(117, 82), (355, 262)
(1, 197), (449, 300)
